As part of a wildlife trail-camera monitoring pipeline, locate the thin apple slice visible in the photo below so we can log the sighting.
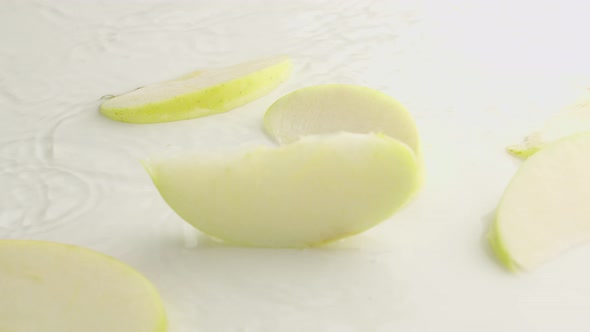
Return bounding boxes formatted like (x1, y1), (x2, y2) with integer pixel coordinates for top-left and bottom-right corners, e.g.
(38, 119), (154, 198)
(491, 133), (590, 270)
(0, 240), (167, 332)
(143, 132), (420, 247)
(508, 96), (590, 158)
(100, 55), (292, 124)
(263, 84), (420, 156)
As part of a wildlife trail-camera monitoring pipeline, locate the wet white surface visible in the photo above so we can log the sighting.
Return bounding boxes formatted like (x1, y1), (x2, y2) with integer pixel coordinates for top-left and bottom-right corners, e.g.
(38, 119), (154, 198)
(2, 0), (590, 331)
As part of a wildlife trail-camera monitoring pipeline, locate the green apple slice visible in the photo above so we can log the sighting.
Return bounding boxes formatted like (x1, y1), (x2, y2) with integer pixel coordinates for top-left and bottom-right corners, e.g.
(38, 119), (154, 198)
(143, 132), (421, 247)
(508, 97), (590, 158)
(491, 133), (590, 270)
(0, 240), (167, 332)
(263, 84), (420, 156)
(100, 55), (292, 124)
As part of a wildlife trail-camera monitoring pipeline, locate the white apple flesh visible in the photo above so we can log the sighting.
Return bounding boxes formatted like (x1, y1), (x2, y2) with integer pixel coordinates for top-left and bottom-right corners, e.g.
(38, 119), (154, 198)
(143, 133), (421, 247)
(0, 240), (167, 332)
(100, 55), (292, 124)
(492, 133), (590, 270)
(263, 84), (420, 157)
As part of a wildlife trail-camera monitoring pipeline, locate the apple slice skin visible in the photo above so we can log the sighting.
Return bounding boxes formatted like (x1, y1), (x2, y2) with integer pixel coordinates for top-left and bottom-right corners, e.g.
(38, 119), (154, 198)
(144, 133), (420, 248)
(100, 56), (292, 124)
(263, 84), (421, 156)
(492, 133), (590, 271)
(488, 219), (519, 272)
(0, 240), (167, 332)
(506, 144), (541, 159)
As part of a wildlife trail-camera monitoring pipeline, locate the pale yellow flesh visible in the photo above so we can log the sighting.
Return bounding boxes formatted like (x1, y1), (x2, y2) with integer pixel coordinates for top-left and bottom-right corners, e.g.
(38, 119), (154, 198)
(263, 84), (421, 156)
(0, 240), (167, 332)
(493, 133), (590, 270)
(100, 55), (292, 124)
(144, 133), (420, 248)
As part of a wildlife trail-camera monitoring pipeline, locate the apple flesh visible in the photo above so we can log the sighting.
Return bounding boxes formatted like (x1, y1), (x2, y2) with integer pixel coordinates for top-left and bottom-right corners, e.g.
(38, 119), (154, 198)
(263, 84), (420, 157)
(492, 133), (590, 270)
(100, 55), (292, 124)
(508, 97), (590, 158)
(0, 240), (167, 332)
(143, 132), (421, 247)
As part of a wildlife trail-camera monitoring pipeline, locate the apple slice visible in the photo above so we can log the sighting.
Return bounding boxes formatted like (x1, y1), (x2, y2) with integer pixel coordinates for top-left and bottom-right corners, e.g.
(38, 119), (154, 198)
(100, 55), (292, 124)
(0, 240), (167, 332)
(143, 132), (420, 247)
(263, 84), (420, 156)
(491, 133), (590, 270)
(508, 96), (590, 158)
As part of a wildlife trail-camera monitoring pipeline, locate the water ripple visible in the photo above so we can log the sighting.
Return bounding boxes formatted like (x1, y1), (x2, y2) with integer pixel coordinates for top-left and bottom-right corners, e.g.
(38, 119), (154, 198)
(0, 165), (99, 237)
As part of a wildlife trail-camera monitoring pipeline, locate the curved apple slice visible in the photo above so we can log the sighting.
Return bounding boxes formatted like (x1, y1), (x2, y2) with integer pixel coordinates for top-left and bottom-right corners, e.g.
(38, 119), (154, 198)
(100, 55), (292, 124)
(263, 84), (420, 156)
(508, 97), (590, 158)
(143, 133), (420, 247)
(0, 240), (166, 332)
(492, 133), (590, 270)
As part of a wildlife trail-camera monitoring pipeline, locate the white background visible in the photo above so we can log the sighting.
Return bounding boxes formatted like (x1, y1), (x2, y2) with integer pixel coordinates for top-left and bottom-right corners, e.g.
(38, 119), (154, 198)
(2, 0), (590, 331)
